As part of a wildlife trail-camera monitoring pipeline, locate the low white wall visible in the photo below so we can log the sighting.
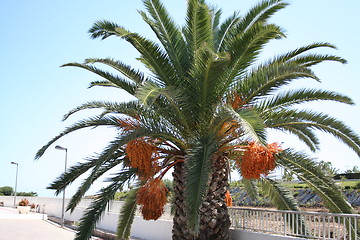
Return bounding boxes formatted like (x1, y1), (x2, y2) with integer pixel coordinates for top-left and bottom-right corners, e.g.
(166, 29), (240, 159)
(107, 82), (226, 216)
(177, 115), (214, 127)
(0, 196), (169, 240)
(0, 196), (304, 240)
(132, 217), (173, 240)
(230, 229), (306, 240)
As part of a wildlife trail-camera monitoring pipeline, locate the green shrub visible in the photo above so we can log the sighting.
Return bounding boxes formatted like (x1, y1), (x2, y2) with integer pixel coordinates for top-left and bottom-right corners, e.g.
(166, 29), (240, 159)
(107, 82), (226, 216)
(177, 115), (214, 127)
(353, 181), (360, 189)
(114, 191), (129, 201)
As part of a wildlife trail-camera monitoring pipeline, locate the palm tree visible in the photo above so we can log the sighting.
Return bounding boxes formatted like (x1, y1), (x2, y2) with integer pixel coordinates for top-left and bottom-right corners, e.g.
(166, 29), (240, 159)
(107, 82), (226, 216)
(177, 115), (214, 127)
(35, 0), (360, 239)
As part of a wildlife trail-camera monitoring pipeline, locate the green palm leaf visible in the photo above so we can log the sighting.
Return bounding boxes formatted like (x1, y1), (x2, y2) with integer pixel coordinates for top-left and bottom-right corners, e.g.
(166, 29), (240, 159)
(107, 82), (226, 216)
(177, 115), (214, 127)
(277, 149), (354, 214)
(84, 58), (147, 85)
(215, 11), (240, 51)
(74, 170), (136, 240)
(116, 188), (138, 240)
(266, 110), (360, 156)
(62, 101), (142, 121)
(61, 62), (137, 94)
(184, 0), (213, 56)
(219, 0), (287, 51)
(261, 178), (299, 211)
(227, 107), (266, 143)
(240, 62), (318, 103)
(185, 134), (218, 232)
(257, 88), (354, 112)
(89, 21), (178, 85)
(261, 178), (309, 235)
(140, 0), (189, 79)
(66, 150), (128, 212)
(242, 178), (259, 201)
(47, 160), (95, 194)
(226, 23), (285, 83)
(35, 115), (120, 160)
(277, 149), (358, 238)
(189, 47), (230, 122)
(272, 42), (346, 65)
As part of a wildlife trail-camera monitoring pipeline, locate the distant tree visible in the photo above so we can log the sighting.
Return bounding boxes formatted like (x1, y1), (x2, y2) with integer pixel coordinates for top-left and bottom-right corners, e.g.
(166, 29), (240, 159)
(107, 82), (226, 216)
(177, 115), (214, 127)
(345, 166), (360, 174)
(0, 186), (14, 196)
(282, 170), (295, 182)
(163, 179), (173, 193)
(229, 180), (243, 188)
(114, 191), (129, 201)
(316, 161), (339, 177)
(17, 192), (38, 197)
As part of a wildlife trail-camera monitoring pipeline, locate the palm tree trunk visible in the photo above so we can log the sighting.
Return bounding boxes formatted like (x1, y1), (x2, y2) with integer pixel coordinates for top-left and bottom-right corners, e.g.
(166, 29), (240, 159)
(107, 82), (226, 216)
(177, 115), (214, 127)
(172, 158), (231, 240)
(172, 162), (194, 240)
(198, 156), (231, 240)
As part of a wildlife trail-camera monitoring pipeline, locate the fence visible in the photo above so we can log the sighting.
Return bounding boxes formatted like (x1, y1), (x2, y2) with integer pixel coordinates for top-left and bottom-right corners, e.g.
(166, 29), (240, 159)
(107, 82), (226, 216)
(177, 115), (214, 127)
(229, 207), (360, 239)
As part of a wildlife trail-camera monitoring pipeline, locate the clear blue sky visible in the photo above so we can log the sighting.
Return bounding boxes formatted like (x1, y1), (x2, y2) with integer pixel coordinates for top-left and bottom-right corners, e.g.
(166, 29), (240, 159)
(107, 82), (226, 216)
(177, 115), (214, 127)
(1, 0), (359, 197)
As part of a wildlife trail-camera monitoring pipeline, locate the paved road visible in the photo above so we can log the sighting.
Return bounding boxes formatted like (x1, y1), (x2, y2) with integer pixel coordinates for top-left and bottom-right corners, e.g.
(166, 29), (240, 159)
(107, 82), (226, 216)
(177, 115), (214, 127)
(0, 207), (76, 240)
(0, 207), (143, 240)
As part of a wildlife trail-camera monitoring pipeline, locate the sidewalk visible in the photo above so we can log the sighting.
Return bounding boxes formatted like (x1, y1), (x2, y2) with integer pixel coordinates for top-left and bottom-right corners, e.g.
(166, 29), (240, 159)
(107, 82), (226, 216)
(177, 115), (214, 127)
(0, 207), (76, 240)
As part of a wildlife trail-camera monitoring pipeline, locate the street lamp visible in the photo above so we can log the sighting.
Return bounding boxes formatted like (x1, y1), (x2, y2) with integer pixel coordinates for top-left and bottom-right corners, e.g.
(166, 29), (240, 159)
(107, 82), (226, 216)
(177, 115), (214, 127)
(55, 145), (67, 228)
(10, 162), (18, 208)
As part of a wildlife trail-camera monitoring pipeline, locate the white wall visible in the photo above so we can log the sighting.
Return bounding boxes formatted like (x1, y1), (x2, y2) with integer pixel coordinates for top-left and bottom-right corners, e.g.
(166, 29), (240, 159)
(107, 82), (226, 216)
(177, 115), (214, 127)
(0, 196), (170, 240)
(230, 229), (306, 240)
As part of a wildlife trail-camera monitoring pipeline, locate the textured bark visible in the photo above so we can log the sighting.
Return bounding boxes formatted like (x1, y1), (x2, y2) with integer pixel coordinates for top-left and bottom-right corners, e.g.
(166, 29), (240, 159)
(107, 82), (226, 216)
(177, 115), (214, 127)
(172, 157), (231, 240)
(172, 162), (194, 240)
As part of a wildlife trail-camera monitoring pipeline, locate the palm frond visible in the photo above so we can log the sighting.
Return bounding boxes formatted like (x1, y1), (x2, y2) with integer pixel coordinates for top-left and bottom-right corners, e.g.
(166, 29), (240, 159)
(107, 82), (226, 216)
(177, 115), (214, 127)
(47, 161), (94, 194)
(189, 47), (230, 122)
(89, 21), (178, 86)
(242, 178), (259, 201)
(288, 54), (346, 67)
(266, 110), (360, 157)
(120, 117), (186, 151)
(257, 88), (354, 112)
(140, 0), (189, 78)
(88, 80), (118, 88)
(116, 188), (138, 240)
(261, 178), (308, 235)
(210, 7), (222, 41)
(183, 0), (213, 56)
(74, 172), (133, 240)
(88, 20), (123, 40)
(136, 85), (191, 134)
(239, 63), (319, 103)
(271, 42), (345, 64)
(185, 134), (218, 232)
(62, 100), (142, 121)
(35, 115), (120, 160)
(220, 0), (287, 52)
(66, 149), (129, 212)
(226, 23), (285, 83)
(61, 62), (137, 95)
(261, 178), (299, 210)
(84, 58), (148, 85)
(241, 0), (288, 28)
(277, 149), (359, 239)
(274, 125), (319, 152)
(215, 11), (240, 51)
(135, 81), (163, 107)
(226, 107), (266, 143)
(277, 149), (354, 214)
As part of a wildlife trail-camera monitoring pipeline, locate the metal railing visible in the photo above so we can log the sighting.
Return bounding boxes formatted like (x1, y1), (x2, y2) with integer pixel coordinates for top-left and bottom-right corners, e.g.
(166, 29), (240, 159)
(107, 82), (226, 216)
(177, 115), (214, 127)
(229, 207), (360, 239)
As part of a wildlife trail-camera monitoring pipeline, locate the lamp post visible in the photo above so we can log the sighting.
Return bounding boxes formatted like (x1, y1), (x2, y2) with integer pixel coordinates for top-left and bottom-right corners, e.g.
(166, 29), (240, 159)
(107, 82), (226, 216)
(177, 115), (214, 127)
(10, 162), (18, 208)
(55, 145), (67, 228)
